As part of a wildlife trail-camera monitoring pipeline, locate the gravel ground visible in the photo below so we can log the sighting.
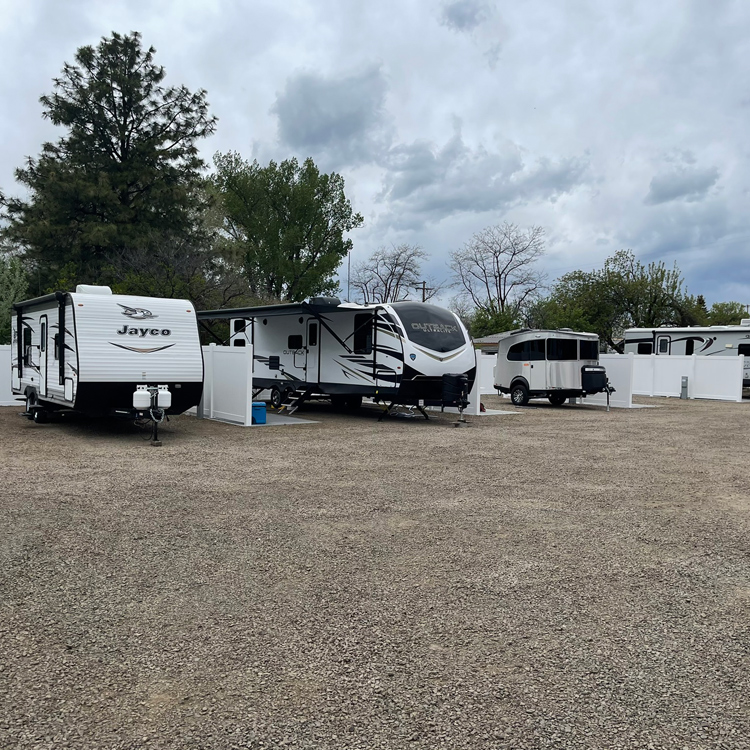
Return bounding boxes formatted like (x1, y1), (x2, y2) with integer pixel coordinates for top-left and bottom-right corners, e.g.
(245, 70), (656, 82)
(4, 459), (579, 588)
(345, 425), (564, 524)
(0, 396), (749, 750)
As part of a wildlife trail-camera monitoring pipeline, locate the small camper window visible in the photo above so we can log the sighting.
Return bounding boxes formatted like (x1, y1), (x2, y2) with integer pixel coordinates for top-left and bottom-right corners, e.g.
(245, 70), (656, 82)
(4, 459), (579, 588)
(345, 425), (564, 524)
(547, 338), (577, 360)
(507, 340), (544, 361)
(309, 323), (318, 347)
(353, 314), (373, 354)
(507, 342), (525, 361)
(527, 340), (545, 361)
(23, 328), (32, 365)
(40, 322), (46, 352)
(288, 335), (303, 349)
(658, 338), (669, 354)
(738, 344), (750, 358)
(637, 343), (652, 354)
(233, 319), (247, 333)
(579, 340), (599, 360)
(685, 339), (694, 356)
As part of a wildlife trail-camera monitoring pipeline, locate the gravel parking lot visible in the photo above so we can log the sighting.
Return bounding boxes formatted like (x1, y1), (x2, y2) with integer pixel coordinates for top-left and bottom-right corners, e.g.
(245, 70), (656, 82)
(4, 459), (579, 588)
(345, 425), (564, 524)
(1, 396), (749, 750)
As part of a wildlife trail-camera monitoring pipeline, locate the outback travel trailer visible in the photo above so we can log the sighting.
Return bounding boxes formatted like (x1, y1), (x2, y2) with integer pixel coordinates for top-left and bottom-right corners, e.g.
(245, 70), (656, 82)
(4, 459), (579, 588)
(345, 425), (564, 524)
(494, 329), (609, 406)
(11, 285), (203, 422)
(198, 297), (476, 416)
(623, 323), (750, 387)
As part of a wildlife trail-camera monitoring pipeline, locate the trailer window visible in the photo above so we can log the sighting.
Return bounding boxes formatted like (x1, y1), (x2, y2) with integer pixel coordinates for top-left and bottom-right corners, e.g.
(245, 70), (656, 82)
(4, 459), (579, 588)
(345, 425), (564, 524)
(637, 343), (652, 354)
(288, 335), (303, 349)
(353, 314), (372, 354)
(23, 327), (32, 365)
(738, 344), (750, 358)
(392, 303), (465, 352)
(685, 339), (694, 356)
(308, 323), (318, 347)
(40, 322), (46, 352)
(507, 342), (525, 361)
(507, 340), (545, 361)
(658, 338), (669, 354)
(233, 319), (247, 333)
(54, 334), (60, 360)
(579, 340), (599, 360)
(547, 338), (577, 360)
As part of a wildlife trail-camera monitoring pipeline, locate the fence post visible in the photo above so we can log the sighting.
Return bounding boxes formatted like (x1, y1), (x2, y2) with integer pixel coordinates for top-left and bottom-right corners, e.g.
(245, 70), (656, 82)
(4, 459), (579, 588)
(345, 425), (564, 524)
(207, 343), (216, 419)
(243, 344), (253, 427)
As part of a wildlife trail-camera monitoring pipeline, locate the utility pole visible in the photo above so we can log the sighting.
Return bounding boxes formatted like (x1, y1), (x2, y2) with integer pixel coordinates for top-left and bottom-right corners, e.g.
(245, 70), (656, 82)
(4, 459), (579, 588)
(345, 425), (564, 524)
(347, 250), (351, 302)
(415, 280), (433, 303)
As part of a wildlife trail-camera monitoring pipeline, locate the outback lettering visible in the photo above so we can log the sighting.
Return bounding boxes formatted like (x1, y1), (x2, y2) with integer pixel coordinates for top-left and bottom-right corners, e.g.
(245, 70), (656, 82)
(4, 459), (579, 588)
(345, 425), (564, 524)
(116, 325), (171, 336)
(410, 322), (458, 334)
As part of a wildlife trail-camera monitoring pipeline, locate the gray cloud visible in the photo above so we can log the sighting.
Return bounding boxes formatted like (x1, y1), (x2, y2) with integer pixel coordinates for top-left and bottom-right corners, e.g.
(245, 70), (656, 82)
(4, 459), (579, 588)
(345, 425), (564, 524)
(645, 165), (720, 205)
(440, 0), (491, 32)
(272, 66), (389, 167)
(377, 130), (590, 229)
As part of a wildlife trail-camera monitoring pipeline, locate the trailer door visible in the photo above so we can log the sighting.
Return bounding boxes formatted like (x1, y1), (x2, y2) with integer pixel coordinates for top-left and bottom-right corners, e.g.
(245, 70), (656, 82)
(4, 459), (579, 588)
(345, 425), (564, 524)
(306, 319), (319, 384)
(656, 335), (671, 355)
(39, 315), (48, 397)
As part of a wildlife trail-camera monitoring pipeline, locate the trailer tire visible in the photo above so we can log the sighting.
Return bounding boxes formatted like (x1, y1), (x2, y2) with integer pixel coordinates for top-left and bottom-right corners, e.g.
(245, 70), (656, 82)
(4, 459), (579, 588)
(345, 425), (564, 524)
(345, 395), (362, 411)
(270, 387), (284, 409)
(548, 392), (567, 406)
(510, 383), (529, 406)
(330, 395), (347, 411)
(32, 408), (48, 424)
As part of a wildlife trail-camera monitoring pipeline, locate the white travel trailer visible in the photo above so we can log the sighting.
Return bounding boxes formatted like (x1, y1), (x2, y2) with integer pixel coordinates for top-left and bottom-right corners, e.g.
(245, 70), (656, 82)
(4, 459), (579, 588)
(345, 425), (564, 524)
(494, 329), (608, 406)
(623, 323), (750, 387)
(11, 285), (203, 421)
(198, 298), (476, 415)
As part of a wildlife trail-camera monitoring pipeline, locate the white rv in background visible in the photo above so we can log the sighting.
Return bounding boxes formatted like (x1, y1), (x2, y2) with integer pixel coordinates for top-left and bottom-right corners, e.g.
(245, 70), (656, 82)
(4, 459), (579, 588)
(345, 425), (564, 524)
(199, 297), (476, 413)
(11, 285), (203, 421)
(494, 329), (608, 406)
(623, 323), (750, 387)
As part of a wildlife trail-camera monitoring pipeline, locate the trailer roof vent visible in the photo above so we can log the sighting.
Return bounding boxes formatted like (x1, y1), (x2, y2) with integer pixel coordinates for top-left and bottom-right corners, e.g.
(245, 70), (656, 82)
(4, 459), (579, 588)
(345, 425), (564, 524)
(741, 319), (750, 326)
(76, 285), (113, 295)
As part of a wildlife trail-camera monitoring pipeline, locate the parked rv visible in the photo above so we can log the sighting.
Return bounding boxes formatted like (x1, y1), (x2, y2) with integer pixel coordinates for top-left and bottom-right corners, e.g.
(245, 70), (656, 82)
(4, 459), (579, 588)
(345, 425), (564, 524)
(494, 329), (608, 406)
(198, 298), (476, 415)
(623, 323), (750, 387)
(11, 285), (203, 421)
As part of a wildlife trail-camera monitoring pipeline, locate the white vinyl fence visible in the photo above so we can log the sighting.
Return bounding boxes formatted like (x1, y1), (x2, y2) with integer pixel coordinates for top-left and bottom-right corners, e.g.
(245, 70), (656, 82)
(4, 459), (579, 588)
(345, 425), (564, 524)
(197, 343), (255, 425)
(0, 345), (17, 406)
(631, 354), (744, 402)
(585, 353), (634, 408)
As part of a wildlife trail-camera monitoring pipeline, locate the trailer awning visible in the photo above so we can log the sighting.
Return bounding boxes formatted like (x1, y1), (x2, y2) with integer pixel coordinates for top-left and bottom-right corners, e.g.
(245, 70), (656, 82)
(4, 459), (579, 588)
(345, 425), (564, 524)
(197, 298), (347, 321)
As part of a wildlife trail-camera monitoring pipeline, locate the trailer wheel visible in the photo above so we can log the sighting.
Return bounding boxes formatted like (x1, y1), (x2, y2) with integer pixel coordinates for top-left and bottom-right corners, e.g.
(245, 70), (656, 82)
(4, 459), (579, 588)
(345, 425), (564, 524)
(270, 387), (284, 409)
(330, 395), (347, 411)
(548, 392), (567, 406)
(345, 395), (362, 411)
(510, 383), (529, 406)
(32, 408), (48, 424)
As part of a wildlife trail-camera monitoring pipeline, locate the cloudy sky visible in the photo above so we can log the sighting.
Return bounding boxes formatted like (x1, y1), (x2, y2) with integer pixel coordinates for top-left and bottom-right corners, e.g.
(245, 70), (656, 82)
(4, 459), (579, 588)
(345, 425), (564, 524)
(1, 0), (748, 305)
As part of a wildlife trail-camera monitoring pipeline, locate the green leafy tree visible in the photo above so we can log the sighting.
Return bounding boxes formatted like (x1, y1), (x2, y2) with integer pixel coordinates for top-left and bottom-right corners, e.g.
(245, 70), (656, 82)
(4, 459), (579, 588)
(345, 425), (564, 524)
(1, 31), (216, 289)
(469, 307), (521, 338)
(707, 301), (747, 325)
(535, 251), (699, 351)
(213, 152), (363, 302)
(0, 251), (28, 344)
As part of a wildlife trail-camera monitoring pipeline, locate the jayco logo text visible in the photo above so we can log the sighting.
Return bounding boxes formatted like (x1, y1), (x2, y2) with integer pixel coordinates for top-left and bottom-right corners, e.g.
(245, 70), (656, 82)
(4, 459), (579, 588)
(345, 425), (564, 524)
(117, 326), (171, 337)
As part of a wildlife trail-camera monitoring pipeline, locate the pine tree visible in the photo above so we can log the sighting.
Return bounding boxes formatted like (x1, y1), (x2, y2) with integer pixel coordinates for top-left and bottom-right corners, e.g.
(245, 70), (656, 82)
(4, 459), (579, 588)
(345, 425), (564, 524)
(1, 32), (216, 289)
